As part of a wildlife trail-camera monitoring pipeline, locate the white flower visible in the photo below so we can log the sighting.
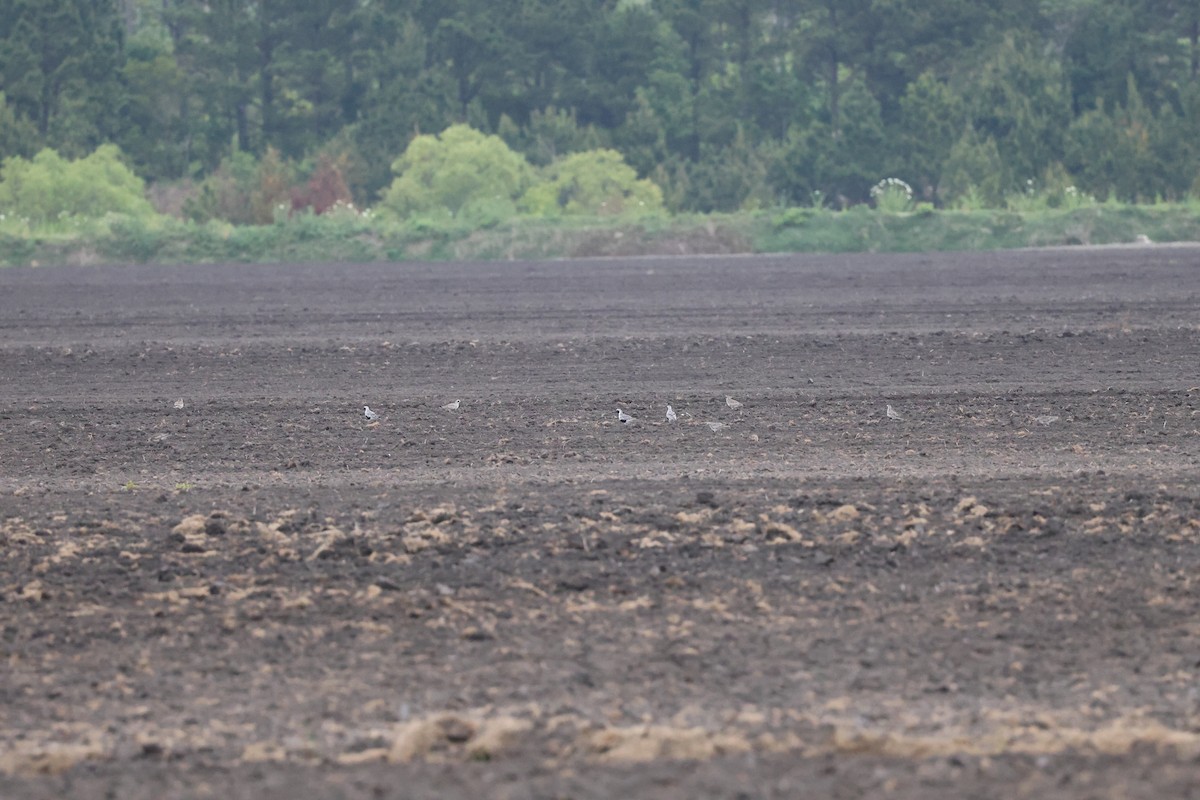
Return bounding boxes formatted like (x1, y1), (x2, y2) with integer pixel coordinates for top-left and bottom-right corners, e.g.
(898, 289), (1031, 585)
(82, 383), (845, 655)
(870, 177), (913, 201)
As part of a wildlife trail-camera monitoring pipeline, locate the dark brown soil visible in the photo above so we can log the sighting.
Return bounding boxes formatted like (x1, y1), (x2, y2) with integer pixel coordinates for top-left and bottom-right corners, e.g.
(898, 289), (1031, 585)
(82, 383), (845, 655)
(3, 246), (1200, 799)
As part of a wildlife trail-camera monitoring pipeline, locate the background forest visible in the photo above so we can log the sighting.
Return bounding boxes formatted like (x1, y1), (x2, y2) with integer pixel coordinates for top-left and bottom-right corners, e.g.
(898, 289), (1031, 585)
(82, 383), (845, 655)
(1, 0), (1199, 228)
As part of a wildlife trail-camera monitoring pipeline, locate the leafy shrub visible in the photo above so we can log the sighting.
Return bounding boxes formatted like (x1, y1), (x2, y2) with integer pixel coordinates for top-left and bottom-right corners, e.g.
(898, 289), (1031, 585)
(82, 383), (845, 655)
(290, 153), (355, 215)
(0, 145), (157, 228)
(380, 125), (534, 224)
(182, 148), (294, 225)
(521, 149), (664, 217)
(102, 215), (167, 262)
(939, 125), (1005, 209)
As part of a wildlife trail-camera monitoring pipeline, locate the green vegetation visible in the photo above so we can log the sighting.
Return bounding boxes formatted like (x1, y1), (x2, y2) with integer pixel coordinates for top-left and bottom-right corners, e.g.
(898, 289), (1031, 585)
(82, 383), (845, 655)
(380, 125), (534, 226)
(521, 149), (664, 218)
(0, 145), (156, 231)
(0, 1), (1198, 265)
(4, 202), (1198, 267)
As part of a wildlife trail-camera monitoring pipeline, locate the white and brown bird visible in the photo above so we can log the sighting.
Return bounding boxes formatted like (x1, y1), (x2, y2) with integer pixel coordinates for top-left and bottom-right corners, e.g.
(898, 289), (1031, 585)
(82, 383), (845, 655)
(442, 399), (461, 411)
(725, 396), (743, 411)
(363, 405), (380, 421)
(886, 404), (902, 420)
(666, 404), (678, 423)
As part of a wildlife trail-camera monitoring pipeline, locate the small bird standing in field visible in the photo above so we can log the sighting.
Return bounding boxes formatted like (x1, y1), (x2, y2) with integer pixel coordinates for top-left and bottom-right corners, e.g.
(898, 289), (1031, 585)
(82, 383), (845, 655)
(1035, 415), (1059, 426)
(617, 409), (634, 424)
(886, 404), (902, 420)
(363, 405), (380, 421)
(666, 405), (678, 423)
(725, 396), (743, 411)
(442, 399), (461, 411)
(706, 421), (727, 432)
(173, 398), (185, 410)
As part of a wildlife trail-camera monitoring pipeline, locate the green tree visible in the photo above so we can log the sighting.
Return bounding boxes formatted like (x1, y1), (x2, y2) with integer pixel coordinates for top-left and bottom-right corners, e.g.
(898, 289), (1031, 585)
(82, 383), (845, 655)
(380, 124), (534, 224)
(795, 0), (875, 133)
(421, 1), (517, 121)
(1064, 76), (1177, 202)
(0, 92), (38, 162)
(349, 8), (459, 202)
(1063, 101), (1120, 199)
(861, 0), (1044, 121)
(593, 3), (690, 133)
(500, 106), (608, 168)
(166, 0), (261, 166)
(966, 36), (1071, 194)
(938, 123), (1005, 207)
(1167, 82), (1200, 197)
(0, 0), (127, 155)
(778, 77), (887, 204)
(614, 90), (671, 177)
(260, 0), (367, 158)
(1056, 0), (1192, 114)
(118, 29), (189, 181)
(521, 148), (663, 217)
(685, 128), (777, 212)
(896, 72), (966, 202)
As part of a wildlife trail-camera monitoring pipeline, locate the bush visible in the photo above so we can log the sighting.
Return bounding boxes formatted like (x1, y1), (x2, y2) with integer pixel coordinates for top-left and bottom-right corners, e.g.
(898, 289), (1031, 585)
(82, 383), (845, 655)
(380, 125), (534, 225)
(0, 145), (157, 228)
(290, 153), (355, 216)
(102, 215), (168, 262)
(182, 148), (294, 225)
(521, 149), (664, 217)
(939, 125), (1005, 209)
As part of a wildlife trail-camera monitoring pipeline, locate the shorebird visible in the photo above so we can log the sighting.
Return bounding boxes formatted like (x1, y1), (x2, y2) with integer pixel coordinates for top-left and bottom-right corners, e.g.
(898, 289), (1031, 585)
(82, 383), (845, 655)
(363, 405), (380, 421)
(173, 398), (184, 410)
(666, 405), (677, 423)
(617, 409), (633, 424)
(706, 421), (727, 432)
(1035, 415), (1059, 426)
(725, 396), (743, 411)
(886, 404), (902, 420)
(442, 400), (461, 411)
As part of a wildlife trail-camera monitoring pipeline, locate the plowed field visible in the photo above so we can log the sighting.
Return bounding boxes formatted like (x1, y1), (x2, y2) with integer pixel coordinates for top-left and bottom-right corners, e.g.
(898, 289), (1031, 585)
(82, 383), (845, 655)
(3, 247), (1200, 799)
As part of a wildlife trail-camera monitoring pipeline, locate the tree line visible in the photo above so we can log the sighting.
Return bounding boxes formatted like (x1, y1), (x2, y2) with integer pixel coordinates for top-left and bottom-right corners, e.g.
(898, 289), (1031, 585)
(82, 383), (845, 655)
(1, 0), (1198, 216)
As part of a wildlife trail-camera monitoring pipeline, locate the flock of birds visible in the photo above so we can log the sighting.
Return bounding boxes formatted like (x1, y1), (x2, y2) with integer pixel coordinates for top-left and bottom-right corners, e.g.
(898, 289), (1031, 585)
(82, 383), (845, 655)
(358, 398), (1069, 430)
(168, 397), (1060, 431)
(362, 395), (769, 431)
(352, 395), (1060, 431)
(350, 396), (1045, 432)
(615, 395), (749, 432)
(616, 397), (911, 432)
